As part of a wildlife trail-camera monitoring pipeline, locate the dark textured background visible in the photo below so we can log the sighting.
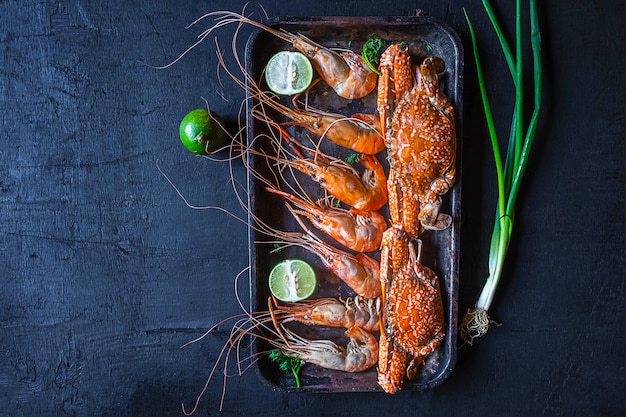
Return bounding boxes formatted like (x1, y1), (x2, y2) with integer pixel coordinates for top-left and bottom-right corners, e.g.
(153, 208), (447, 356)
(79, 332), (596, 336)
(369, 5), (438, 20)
(1, 1), (624, 416)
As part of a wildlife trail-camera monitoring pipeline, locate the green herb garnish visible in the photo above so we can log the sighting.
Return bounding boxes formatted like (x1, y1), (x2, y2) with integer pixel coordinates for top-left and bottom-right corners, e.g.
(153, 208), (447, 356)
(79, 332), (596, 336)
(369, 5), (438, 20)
(272, 238), (284, 254)
(460, 0), (542, 345)
(268, 349), (303, 388)
(343, 153), (360, 165)
(362, 36), (385, 76)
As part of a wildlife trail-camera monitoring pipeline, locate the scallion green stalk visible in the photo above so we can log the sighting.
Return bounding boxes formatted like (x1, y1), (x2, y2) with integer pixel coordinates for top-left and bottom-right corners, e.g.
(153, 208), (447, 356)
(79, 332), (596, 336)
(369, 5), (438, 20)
(460, 0), (542, 345)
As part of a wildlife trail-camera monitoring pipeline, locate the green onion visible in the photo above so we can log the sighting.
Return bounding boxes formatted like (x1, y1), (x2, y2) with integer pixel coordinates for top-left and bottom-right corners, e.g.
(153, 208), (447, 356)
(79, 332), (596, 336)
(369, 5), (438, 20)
(460, 0), (542, 345)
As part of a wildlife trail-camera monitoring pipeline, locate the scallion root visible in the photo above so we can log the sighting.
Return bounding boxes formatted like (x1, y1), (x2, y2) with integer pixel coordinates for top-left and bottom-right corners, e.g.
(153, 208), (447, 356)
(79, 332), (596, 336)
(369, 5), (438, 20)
(460, 308), (496, 346)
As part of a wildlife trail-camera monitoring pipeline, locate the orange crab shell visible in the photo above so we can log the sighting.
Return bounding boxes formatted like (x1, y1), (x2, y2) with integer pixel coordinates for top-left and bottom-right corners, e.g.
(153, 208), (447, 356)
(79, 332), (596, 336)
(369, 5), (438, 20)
(385, 260), (445, 360)
(387, 56), (456, 233)
(376, 43), (456, 394)
(377, 232), (446, 393)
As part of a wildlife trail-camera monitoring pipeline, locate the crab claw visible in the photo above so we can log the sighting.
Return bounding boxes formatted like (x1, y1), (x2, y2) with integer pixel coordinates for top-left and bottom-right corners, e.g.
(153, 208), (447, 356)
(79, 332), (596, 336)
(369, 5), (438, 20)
(419, 208), (452, 231)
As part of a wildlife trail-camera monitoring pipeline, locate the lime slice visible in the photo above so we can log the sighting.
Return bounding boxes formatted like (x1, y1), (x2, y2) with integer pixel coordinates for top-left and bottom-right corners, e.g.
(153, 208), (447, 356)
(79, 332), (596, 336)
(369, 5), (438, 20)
(269, 259), (317, 302)
(264, 51), (314, 96)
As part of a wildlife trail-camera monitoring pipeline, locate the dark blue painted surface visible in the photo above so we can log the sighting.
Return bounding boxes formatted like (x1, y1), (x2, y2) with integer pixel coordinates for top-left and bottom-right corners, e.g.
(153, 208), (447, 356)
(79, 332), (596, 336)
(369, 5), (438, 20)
(1, 1), (624, 416)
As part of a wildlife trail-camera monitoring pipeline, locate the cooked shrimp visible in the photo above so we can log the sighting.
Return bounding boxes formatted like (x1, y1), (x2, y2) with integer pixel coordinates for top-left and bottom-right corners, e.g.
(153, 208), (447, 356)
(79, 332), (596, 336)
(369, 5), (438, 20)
(293, 37), (378, 99)
(264, 98), (384, 155)
(193, 11), (377, 99)
(272, 228), (382, 298)
(265, 187), (387, 252)
(245, 119), (388, 211)
(274, 135), (388, 210)
(290, 152), (387, 211)
(270, 296), (380, 333)
(273, 325), (379, 373)
(211, 32), (383, 155)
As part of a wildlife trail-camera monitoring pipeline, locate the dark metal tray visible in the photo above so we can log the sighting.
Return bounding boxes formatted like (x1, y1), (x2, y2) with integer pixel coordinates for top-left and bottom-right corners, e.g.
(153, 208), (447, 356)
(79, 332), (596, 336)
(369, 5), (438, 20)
(244, 16), (462, 392)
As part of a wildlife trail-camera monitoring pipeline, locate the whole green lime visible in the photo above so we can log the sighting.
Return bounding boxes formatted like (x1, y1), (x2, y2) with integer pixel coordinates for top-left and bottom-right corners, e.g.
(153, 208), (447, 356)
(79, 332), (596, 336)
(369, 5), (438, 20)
(179, 109), (228, 155)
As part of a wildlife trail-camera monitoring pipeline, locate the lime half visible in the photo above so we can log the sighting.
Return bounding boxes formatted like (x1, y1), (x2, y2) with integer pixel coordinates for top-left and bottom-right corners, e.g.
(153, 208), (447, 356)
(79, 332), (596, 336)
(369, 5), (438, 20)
(269, 259), (317, 302)
(264, 51), (314, 96)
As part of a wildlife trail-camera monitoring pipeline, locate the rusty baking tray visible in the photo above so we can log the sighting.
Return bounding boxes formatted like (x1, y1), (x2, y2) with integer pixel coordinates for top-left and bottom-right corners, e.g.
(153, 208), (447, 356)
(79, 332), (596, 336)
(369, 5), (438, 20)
(244, 16), (462, 392)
